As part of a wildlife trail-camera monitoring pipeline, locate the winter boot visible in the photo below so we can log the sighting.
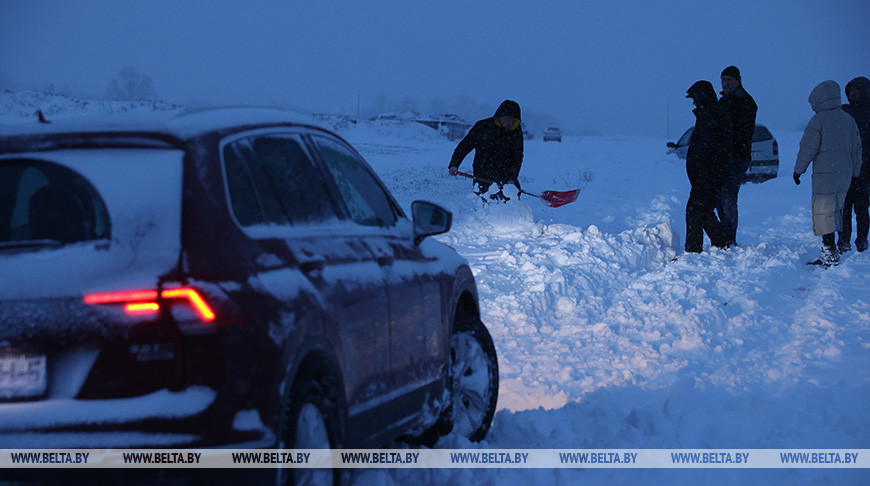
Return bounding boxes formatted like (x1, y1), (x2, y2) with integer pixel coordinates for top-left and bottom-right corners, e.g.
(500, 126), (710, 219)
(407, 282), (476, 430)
(809, 245), (841, 267)
(837, 240), (851, 253)
(856, 239), (868, 252)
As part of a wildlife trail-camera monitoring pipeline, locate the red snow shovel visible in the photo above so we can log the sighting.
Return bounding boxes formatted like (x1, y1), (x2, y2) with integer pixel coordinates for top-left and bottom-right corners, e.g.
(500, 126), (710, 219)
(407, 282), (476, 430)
(453, 170), (579, 208)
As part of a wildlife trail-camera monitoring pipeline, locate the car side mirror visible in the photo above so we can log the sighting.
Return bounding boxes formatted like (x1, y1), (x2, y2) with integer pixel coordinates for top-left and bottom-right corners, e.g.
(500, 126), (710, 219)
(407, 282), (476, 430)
(412, 200), (452, 245)
(666, 142), (677, 148)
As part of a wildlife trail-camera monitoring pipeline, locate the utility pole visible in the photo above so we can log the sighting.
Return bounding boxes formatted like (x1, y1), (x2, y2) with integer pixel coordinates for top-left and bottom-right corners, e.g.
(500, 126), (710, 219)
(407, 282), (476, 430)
(666, 103), (671, 139)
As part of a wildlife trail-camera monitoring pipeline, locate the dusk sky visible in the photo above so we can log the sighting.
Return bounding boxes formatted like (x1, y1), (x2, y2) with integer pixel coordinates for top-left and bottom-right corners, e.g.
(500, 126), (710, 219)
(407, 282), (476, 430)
(1, 0), (868, 136)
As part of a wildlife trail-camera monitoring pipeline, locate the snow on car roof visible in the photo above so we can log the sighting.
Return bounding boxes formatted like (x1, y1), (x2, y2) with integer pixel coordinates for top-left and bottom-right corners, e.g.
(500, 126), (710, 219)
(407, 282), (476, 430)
(0, 106), (326, 142)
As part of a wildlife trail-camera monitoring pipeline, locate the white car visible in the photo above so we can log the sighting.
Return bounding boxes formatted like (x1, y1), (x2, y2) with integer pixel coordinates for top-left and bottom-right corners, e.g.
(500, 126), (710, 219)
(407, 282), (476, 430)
(543, 127), (562, 142)
(666, 124), (779, 182)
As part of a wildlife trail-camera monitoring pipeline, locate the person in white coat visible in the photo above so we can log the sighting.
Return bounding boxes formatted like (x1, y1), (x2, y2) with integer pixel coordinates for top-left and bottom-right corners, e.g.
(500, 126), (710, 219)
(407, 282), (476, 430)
(793, 80), (863, 266)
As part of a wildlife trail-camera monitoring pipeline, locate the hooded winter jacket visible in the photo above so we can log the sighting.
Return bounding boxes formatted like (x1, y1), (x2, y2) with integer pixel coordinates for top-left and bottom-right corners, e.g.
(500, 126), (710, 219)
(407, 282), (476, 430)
(795, 80), (863, 235)
(843, 76), (870, 184)
(449, 100), (524, 184)
(795, 80), (862, 194)
(686, 81), (732, 187)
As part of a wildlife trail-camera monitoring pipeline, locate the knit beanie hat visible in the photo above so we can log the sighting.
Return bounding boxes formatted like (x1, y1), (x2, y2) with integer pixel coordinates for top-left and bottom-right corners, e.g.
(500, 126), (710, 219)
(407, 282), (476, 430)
(721, 66), (741, 81)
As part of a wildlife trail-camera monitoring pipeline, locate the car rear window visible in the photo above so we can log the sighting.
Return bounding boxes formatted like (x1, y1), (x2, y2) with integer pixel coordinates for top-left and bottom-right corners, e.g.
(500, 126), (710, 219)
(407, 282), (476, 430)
(0, 159), (110, 249)
(752, 126), (773, 142)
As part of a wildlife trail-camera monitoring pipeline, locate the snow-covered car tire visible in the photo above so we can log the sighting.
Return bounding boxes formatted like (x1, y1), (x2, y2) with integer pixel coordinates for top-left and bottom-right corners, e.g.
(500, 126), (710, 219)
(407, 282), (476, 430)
(277, 371), (344, 486)
(450, 316), (499, 442)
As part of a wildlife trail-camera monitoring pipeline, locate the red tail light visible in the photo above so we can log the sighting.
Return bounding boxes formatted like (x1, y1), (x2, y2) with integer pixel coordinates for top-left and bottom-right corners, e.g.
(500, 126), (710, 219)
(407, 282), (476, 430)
(84, 290), (158, 305)
(161, 288), (216, 321)
(773, 140), (778, 156)
(84, 286), (216, 322)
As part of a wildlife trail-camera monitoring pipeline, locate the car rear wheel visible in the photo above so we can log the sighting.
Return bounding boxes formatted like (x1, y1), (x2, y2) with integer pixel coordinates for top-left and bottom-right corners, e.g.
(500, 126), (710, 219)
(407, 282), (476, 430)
(450, 317), (499, 442)
(277, 371), (344, 486)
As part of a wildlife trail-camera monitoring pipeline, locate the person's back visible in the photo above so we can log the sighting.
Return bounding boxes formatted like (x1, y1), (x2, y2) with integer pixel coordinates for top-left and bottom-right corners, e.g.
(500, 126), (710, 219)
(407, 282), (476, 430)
(793, 80), (862, 266)
(796, 81), (862, 193)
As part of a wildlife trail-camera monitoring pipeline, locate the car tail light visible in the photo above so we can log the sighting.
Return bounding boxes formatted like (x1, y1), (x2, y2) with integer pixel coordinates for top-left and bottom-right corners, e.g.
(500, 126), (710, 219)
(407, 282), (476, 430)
(84, 286), (216, 323)
(773, 140), (778, 156)
(160, 288), (217, 321)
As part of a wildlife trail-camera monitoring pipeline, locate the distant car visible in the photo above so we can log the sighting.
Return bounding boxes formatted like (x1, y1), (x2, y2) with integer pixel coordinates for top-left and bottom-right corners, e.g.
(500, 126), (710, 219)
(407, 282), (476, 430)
(0, 108), (499, 480)
(543, 127), (562, 142)
(415, 113), (471, 141)
(666, 124), (779, 182)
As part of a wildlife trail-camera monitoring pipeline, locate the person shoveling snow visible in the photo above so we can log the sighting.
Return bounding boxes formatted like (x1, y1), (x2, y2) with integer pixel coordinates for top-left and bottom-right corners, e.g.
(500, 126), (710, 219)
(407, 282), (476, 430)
(448, 99), (524, 201)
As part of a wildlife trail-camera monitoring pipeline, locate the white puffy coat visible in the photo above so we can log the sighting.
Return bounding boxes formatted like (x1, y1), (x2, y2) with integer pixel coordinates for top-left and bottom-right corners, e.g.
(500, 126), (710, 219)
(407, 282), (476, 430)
(794, 80), (863, 235)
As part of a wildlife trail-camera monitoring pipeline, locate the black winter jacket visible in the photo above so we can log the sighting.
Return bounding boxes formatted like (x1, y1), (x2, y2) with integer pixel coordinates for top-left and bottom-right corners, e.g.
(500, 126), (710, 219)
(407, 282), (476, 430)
(687, 83), (733, 187)
(843, 76), (870, 184)
(719, 85), (757, 171)
(449, 118), (523, 184)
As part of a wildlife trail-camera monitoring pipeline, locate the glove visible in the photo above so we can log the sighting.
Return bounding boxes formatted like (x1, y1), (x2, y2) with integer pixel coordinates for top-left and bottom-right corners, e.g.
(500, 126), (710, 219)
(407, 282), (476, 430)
(449, 166), (458, 176)
(793, 172), (801, 185)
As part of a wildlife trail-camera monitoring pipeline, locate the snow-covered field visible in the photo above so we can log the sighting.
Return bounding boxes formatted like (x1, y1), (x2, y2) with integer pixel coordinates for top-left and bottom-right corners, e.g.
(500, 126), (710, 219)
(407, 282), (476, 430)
(338, 117), (870, 485)
(2, 92), (868, 485)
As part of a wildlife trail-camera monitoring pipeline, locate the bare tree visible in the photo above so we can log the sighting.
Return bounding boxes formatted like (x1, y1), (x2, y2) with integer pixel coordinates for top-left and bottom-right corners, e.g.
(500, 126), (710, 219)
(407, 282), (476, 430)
(105, 66), (159, 101)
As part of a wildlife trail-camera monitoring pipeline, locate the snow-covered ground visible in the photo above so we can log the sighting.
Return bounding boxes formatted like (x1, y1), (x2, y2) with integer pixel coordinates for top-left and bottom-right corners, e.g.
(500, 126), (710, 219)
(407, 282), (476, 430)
(338, 120), (870, 485)
(2, 92), (868, 485)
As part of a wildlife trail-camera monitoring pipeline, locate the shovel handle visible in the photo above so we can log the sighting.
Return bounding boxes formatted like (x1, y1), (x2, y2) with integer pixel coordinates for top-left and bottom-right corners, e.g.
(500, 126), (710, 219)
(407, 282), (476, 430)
(451, 170), (579, 207)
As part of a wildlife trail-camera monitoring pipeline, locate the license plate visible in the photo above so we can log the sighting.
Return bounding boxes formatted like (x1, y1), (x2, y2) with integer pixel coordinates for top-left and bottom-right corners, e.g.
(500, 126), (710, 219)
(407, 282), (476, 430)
(0, 349), (47, 400)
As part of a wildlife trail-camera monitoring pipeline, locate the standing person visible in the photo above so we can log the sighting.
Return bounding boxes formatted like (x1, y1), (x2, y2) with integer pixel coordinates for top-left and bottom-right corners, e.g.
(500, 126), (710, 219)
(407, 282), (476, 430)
(684, 81), (732, 253)
(839, 76), (870, 252)
(448, 100), (523, 201)
(793, 80), (863, 267)
(717, 65), (757, 246)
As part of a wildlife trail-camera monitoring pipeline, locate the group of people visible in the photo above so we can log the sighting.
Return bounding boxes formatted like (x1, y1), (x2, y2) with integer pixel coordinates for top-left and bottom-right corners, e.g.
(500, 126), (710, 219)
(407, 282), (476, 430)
(794, 77), (868, 265)
(445, 70), (869, 267)
(682, 66), (757, 253)
(682, 68), (866, 265)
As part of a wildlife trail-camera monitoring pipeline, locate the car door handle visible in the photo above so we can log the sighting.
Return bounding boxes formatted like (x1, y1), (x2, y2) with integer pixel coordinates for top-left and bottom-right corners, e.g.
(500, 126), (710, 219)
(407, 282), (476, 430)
(377, 256), (395, 267)
(299, 259), (325, 273)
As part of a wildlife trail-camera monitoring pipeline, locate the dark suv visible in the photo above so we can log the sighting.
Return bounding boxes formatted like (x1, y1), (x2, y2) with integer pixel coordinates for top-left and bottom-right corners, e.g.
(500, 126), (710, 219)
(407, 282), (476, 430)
(0, 108), (498, 480)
